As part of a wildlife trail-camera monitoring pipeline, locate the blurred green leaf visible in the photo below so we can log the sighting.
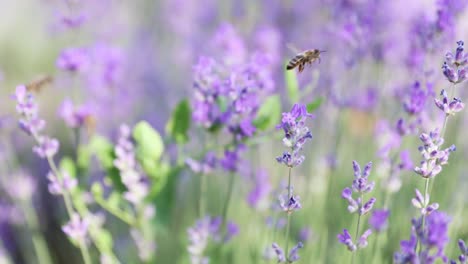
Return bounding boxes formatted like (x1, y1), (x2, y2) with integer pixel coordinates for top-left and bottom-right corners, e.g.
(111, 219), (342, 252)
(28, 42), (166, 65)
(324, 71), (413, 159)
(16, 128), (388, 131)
(285, 65), (299, 103)
(307, 97), (325, 113)
(88, 135), (125, 192)
(89, 135), (114, 169)
(165, 99), (191, 144)
(59, 156), (76, 178)
(253, 95), (282, 130)
(148, 161), (171, 196)
(133, 121), (164, 162)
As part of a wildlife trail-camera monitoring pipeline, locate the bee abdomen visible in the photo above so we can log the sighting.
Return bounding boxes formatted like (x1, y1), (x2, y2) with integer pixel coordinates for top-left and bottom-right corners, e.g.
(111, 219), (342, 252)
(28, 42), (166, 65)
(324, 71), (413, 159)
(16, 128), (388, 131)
(286, 55), (303, 70)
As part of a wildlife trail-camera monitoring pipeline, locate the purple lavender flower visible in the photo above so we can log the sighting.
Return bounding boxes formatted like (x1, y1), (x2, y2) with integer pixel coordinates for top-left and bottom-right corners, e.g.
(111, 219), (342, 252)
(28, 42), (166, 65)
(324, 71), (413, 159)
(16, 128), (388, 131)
(247, 169), (272, 209)
(220, 148), (243, 172)
(276, 104), (313, 168)
(62, 213), (89, 244)
(130, 229), (156, 261)
(187, 216), (233, 264)
(338, 229), (356, 252)
(278, 190), (302, 213)
(403, 81), (428, 116)
(455, 239), (468, 263)
(114, 124), (148, 205)
(271, 242), (304, 263)
(443, 41), (467, 84)
(414, 129), (456, 178)
(395, 211), (451, 263)
(369, 209), (389, 233)
(58, 99), (92, 128)
(56, 47), (89, 72)
(411, 189), (439, 215)
(47, 171), (78, 196)
(186, 152), (217, 175)
(32, 136), (59, 158)
(434, 89), (465, 116)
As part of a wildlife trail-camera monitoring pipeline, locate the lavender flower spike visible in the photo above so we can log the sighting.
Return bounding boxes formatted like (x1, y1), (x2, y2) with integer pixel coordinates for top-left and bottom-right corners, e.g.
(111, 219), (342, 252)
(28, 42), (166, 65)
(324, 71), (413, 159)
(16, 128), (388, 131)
(338, 229), (356, 252)
(276, 103), (313, 167)
(442, 40), (467, 84)
(434, 89), (465, 116)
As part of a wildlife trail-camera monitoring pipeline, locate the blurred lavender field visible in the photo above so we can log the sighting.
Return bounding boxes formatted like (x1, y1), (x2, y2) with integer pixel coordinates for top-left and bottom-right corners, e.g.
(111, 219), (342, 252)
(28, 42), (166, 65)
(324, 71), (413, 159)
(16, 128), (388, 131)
(1, 0), (468, 263)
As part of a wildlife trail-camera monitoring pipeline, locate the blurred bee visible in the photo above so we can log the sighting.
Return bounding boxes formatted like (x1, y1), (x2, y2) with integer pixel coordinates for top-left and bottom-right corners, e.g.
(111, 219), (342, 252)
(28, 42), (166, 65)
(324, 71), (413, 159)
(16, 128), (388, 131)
(286, 49), (326, 73)
(26, 75), (53, 93)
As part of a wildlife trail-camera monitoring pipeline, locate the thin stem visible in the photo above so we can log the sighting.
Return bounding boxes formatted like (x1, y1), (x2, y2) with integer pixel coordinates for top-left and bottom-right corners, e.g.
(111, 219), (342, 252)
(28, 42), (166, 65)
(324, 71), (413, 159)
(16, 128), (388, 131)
(21, 202), (53, 264)
(285, 167), (292, 262)
(221, 172), (236, 227)
(417, 178), (430, 255)
(198, 173), (206, 218)
(352, 193), (363, 264)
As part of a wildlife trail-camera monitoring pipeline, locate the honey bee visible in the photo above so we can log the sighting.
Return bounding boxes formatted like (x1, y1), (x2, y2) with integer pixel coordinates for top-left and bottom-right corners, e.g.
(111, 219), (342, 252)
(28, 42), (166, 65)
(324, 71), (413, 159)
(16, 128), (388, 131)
(26, 75), (53, 93)
(286, 49), (326, 73)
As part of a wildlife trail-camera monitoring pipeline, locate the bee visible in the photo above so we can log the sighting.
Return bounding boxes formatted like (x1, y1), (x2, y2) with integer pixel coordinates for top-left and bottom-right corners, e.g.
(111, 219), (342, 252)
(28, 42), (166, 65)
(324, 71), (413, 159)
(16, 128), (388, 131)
(286, 49), (326, 73)
(25, 75), (53, 93)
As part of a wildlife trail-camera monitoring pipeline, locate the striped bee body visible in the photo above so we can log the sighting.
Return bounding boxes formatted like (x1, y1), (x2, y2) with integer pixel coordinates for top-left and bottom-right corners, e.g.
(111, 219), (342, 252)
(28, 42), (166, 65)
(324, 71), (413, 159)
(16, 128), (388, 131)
(286, 49), (325, 73)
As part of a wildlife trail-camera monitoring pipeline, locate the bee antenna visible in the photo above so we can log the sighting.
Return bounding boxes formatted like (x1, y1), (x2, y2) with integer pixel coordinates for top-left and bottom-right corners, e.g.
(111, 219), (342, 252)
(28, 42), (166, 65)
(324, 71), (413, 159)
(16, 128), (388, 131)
(320, 50), (327, 53)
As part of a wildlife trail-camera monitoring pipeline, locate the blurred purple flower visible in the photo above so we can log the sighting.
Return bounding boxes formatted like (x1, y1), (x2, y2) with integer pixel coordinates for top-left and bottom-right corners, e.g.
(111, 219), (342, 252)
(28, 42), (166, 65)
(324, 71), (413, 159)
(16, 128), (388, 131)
(32, 136), (59, 158)
(398, 150), (414, 171)
(443, 41), (467, 84)
(338, 229), (356, 252)
(58, 99), (92, 128)
(278, 191), (302, 213)
(62, 213), (89, 244)
(131, 228), (156, 261)
(271, 242), (303, 263)
(454, 239), (468, 263)
(5, 171), (36, 201)
(414, 129), (456, 179)
(247, 169), (272, 209)
(434, 89), (465, 116)
(403, 81), (428, 116)
(47, 171), (77, 196)
(186, 152), (217, 174)
(369, 209), (389, 232)
(114, 124), (148, 205)
(56, 47), (89, 72)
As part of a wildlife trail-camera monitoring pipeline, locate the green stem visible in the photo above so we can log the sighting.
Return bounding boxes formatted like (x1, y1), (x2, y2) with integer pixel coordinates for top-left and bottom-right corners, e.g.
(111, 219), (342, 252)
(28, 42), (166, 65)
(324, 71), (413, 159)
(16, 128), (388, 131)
(198, 173), (206, 217)
(221, 172), (236, 227)
(94, 197), (135, 225)
(417, 178), (430, 255)
(352, 193), (363, 264)
(21, 202), (53, 264)
(285, 167), (292, 262)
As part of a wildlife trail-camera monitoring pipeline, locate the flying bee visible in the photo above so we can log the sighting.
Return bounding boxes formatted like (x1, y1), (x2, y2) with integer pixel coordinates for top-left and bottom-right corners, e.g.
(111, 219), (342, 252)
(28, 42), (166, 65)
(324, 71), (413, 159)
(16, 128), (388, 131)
(25, 75), (53, 93)
(286, 49), (326, 73)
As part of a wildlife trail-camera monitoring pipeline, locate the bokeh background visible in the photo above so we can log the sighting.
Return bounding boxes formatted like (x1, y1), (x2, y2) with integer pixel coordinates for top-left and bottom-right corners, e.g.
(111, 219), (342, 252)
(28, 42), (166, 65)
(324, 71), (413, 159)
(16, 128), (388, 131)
(1, 0), (468, 263)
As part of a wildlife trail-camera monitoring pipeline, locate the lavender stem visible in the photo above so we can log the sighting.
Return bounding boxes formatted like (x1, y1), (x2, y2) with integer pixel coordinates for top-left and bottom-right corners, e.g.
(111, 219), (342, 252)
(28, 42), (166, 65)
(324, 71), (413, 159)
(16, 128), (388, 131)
(285, 167), (292, 262)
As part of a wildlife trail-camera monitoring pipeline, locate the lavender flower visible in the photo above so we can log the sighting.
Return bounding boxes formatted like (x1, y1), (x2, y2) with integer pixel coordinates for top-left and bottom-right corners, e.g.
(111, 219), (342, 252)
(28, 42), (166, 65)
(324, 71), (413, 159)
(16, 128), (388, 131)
(278, 189), (302, 214)
(5, 171), (36, 201)
(454, 239), (468, 264)
(56, 47), (89, 73)
(411, 189), (439, 215)
(185, 152), (217, 174)
(403, 81), (428, 116)
(187, 216), (230, 264)
(62, 213), (89, 245)
(434, 89), (465, 116)
(58, 99), (93, 128)
(47, 171), (77, 196)
(369, 209), (389, 233)
(339, 161), (376, 252)
(276, 104), (313, 167)
(130, 229), (156, 261)
(414, 129), (456, 178)
(247, 169), (272, 210)
(442, 41), (467, 84)
(114, 124), (149, 205)
(271, 242), (304, 263)
(395, 211), (451, 263)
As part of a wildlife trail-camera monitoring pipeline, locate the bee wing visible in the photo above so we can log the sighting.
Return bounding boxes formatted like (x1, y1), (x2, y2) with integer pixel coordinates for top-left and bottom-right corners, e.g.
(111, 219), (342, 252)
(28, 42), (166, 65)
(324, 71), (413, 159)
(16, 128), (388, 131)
(286, 43), (300, 54)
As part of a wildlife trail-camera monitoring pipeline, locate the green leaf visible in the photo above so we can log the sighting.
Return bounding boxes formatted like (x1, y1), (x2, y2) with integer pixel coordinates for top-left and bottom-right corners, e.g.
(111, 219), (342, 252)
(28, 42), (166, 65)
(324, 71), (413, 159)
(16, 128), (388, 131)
(59, 156), (76, 178)
(307, 97), (325, 113)
(133, 121), (164, 162)
(88, 135), (114, 169)
(285, 64), (299, 103)
(88, 135), (125, 192)
(253, 95), (282, 130)
(148, 161), (171, 196)
(165, 99), (191, 144)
